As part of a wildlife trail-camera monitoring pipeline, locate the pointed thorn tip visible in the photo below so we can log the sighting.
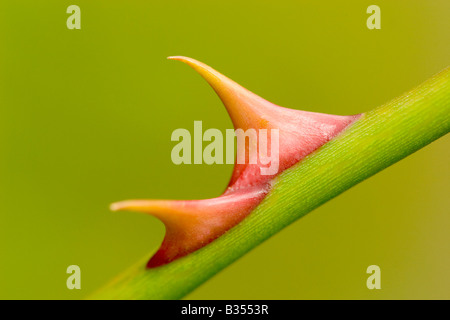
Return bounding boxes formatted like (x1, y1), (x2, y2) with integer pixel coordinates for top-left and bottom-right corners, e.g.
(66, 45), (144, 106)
(109, 202), (121, 211)
(167, 56), (188, 61)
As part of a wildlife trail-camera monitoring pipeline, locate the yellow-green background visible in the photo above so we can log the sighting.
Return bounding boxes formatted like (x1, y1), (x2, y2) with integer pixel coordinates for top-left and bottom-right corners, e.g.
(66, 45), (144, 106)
(0, 1), (449, 299)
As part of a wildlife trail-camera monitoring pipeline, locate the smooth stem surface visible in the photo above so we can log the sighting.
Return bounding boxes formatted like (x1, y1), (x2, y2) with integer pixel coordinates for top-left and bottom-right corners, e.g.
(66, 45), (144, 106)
(92, 67), (450, 300)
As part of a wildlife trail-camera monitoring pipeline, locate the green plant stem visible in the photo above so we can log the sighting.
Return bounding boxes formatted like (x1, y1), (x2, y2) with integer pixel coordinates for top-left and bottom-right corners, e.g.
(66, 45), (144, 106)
(92, 67), (450, 300)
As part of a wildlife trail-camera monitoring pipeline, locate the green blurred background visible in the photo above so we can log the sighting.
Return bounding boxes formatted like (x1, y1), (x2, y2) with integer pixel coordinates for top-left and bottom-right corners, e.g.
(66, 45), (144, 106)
(0, 1), (449, 299)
